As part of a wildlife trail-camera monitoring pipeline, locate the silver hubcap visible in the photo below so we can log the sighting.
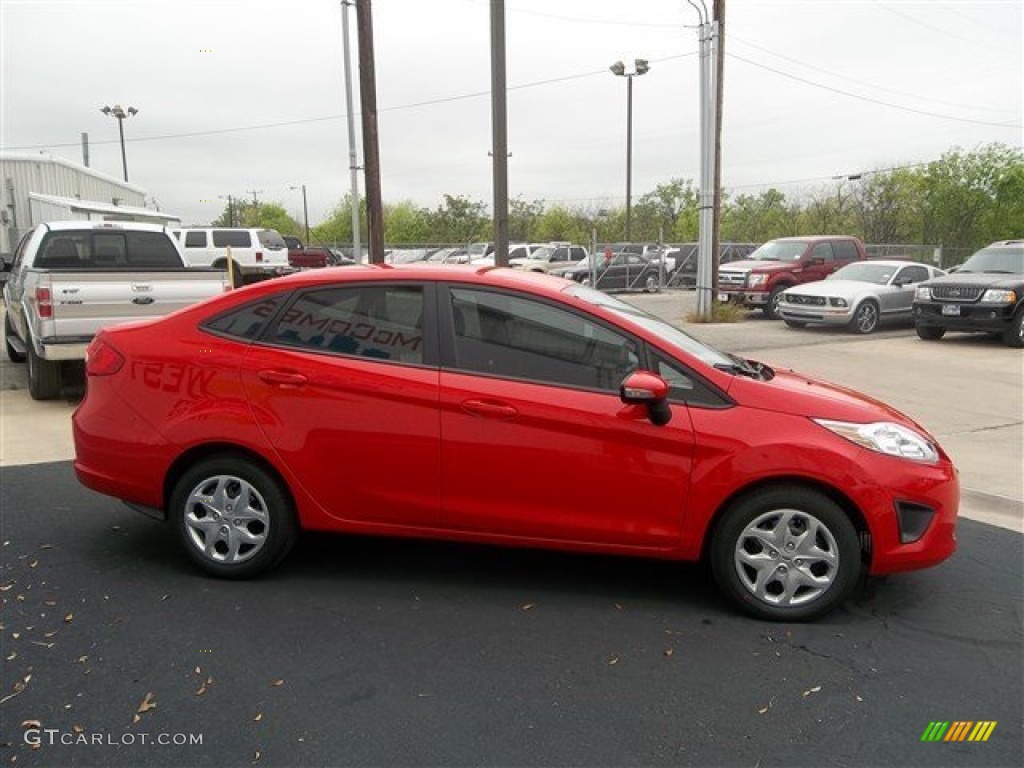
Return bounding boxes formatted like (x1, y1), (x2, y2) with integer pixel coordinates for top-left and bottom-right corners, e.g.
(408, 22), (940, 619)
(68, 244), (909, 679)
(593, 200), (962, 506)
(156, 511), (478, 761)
(184, 475), (269, 564)
(856, 304), (877, 332)
(734, 508), (840, 607)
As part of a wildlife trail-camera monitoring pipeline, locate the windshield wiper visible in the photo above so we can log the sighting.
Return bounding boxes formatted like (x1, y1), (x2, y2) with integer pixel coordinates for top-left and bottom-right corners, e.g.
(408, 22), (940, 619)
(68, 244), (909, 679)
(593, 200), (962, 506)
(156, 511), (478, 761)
(714, 353), (773, 380)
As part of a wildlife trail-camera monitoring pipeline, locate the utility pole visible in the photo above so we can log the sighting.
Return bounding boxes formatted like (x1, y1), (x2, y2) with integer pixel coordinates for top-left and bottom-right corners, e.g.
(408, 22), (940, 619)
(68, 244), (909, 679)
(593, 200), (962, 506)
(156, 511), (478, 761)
(691, 0), (719, 321)
(246, 189), (262, 226)
(340, 0), (362, 263)
(490, 0), (509, 267)
(355, 0), (385, 264)
(711, 0), (725, 302)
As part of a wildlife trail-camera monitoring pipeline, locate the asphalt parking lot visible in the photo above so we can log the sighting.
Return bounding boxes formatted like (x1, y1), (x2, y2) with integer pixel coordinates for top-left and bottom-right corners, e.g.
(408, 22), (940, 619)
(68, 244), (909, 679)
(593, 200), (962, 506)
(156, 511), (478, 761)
(1, 291), (1021, 767)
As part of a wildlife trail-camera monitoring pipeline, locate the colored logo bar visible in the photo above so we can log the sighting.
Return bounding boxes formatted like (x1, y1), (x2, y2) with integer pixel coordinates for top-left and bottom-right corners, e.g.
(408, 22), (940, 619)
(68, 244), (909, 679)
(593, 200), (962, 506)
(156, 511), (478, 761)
(921, 721), (997, 742)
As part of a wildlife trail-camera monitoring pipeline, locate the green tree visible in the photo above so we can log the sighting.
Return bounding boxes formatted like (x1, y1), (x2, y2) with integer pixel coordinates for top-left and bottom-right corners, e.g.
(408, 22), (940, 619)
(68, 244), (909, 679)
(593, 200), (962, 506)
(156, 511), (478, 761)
(424, 195), (490, 243)
(311, 195), (367, 247)
(509, 197), (544, 242)
(721, 189), (798, 242)
(532, 205), (592, 244)
(633, 178), (698, 241)
(384, 200), (430, 244)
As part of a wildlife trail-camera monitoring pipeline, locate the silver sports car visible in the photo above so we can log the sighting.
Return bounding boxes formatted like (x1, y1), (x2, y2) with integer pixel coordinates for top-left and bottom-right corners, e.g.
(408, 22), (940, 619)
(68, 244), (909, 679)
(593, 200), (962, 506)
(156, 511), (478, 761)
(778, 260), (946, 334)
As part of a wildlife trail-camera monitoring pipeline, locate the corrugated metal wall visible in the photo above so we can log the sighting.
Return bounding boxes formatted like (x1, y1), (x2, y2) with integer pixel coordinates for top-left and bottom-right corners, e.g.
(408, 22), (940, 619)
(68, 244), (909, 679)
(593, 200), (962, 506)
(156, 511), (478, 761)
(1, 154), (147, 251)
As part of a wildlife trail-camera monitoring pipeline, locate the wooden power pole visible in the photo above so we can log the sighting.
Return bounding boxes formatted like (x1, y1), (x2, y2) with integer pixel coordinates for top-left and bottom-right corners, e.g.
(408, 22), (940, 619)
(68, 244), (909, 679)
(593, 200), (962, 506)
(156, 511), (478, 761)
(711, 0), (725, 300)
(356, 0), (385, 264)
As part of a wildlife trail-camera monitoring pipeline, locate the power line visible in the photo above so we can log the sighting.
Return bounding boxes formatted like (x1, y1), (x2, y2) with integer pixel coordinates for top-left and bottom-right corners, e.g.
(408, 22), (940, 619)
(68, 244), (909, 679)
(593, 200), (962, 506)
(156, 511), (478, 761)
(3, 52), (699, 152)
(726, 33), (1015, 115)
(728, 52), (1022, 129)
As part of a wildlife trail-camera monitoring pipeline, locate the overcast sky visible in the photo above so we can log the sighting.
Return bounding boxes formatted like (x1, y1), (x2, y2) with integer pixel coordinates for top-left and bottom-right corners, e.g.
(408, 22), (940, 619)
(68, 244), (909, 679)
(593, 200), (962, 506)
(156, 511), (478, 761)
(1, 0), (1021, 229)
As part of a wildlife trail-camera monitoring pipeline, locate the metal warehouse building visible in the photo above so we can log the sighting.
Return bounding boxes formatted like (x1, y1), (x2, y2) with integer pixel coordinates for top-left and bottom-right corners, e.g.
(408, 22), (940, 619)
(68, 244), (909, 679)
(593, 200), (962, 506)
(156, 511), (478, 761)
(1, 152), (179, 253)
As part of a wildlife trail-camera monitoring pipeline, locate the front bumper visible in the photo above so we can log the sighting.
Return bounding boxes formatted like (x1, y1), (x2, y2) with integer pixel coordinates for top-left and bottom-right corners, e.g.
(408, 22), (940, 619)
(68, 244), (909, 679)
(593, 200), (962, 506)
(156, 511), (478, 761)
(778, 306), (853, 326)
(718, 289), (768, 306)
(913, 301), (1017, 332)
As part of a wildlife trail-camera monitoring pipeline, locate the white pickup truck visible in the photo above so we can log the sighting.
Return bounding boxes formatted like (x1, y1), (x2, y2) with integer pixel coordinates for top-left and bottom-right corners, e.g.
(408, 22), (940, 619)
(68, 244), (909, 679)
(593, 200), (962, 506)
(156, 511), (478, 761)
(2, 221), (229, 400)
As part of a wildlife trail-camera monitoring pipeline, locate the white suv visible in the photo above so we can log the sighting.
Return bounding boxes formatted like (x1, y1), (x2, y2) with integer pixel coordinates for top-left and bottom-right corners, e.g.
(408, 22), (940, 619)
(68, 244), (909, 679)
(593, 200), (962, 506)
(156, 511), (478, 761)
(510, 243), (589, 273)
(173, 227), (292, 285)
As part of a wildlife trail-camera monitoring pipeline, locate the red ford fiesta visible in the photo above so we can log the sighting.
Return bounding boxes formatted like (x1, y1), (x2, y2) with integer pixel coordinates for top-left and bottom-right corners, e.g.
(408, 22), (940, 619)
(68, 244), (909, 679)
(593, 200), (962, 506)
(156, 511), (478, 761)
(73, 265), (958, 620)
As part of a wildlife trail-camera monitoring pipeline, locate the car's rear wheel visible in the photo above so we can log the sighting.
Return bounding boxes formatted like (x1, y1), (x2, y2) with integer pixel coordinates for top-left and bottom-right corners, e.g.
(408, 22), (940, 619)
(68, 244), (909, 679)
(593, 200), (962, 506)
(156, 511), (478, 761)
(214, 259), (245, 288)
(1002, 307), (1024, 348)
(644, 274), (659, 293)
(4, 313), (25, 363)
(851, 300), (879, 334)
(710, 486), (861, 621)
(27, 343), (62, 400)
(171, 456), (298, 578)
(915, 324), (945, 341)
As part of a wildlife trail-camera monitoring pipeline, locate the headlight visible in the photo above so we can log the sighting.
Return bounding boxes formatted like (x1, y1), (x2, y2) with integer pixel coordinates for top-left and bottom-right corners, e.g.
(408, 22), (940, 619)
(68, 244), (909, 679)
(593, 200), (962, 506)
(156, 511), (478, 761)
(814, 419), (939, 463)
(747, 273), (768, 288)
(981, 289), (1017, 303)
(829, 297), (848, 307)
(915, 286), (932, 300)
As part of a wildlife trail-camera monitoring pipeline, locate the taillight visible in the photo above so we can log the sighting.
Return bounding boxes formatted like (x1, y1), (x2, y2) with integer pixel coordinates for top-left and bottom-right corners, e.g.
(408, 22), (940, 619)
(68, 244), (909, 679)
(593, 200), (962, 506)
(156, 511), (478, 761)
(85, 338), (124, 377)
(255, 251), (264, 263)
(36, 287), (53, 319)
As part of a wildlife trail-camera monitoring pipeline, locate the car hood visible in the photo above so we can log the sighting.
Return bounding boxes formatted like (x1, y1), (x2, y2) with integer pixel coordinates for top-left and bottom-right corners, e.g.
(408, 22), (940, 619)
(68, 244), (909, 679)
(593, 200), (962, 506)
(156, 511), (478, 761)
(785, 280), (879, 299)
(729, 366), (923, 428)
(925, 272), (1023, 288)
(719, 260), (790, 274)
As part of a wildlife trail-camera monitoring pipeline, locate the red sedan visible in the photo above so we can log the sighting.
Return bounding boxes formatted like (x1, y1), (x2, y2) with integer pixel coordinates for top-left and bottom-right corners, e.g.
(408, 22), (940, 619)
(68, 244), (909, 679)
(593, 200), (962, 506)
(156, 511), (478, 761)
(72, 265), (958, 620)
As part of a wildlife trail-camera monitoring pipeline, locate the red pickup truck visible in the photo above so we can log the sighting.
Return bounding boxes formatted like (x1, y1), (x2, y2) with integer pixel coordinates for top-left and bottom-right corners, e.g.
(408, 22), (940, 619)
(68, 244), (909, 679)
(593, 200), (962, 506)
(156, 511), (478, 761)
(717, 236), (868, 318)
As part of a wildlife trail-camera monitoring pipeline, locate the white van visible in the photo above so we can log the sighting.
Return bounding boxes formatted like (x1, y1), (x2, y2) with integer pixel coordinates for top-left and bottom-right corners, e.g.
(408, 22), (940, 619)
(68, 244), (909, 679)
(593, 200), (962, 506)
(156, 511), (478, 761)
(172, 228), (292, 285)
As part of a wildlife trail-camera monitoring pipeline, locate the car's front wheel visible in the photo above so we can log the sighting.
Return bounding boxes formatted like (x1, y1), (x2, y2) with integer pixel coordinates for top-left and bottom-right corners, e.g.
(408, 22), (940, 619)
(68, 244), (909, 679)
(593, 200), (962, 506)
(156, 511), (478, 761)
(710, 486), (861, 621)
(764, 287), (786, 319)
(915, 324), (946, 341)
(851, 300), (879, 334)
(171, 456), (298, 578)
(644, 274), (659, 293)
(1003, 307), (1024, 348)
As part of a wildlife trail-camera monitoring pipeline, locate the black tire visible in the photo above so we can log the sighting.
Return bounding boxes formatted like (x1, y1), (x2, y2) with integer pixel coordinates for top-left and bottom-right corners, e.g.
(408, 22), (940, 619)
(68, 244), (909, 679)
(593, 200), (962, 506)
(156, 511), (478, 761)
(27, 343), (62, 400)
(4, 312), (25, 363)
(850, 300), (880, 334)
(915, 324), (946, 341)
(783, 319), (806, 329)
(214, 259), (245, 288)
(710, 485), (861, 621)
(644, 274), (660, 293)
(170, 456), (298, 579)
(1002, 307), (1024, 348)
(764, 286), (786, 319)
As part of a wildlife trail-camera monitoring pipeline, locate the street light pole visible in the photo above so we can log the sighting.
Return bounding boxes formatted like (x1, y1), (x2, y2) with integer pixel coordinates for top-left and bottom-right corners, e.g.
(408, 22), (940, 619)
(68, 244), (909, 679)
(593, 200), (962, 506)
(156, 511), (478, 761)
(100, 105), (138, 182)
(609, 60), (649, 242)
(290, 185), (310, 242)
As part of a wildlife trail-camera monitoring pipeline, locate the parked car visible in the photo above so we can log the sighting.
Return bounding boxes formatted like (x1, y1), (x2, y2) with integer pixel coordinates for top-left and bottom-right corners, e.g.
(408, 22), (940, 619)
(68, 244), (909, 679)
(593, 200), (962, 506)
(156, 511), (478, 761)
(718, 236), (868, 318)
(668, 243), (759, 288)
(173, 227), (292, 287)
(913, 240), (1024, 347)
(289, 246), (336, 269)
(2, 221), (229, 399)
(778, 260), (946, 334)
(510, 243), (588, 273)
(564, 252), (661, 293)
(283, 236), (305, 266)
(73, 265), (958, 621)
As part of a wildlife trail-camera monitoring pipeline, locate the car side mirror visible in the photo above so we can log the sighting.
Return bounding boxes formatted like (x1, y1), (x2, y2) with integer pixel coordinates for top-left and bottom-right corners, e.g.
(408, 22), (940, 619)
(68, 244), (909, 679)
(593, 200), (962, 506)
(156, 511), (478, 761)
(620, 371), (672, 426)
(806, 257), (824, 267)
(893, 276), (910, 287)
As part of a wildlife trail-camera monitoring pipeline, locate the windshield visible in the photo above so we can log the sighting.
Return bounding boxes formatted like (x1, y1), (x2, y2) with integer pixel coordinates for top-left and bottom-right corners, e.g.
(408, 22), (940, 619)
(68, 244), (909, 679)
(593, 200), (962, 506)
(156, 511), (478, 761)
(530, 246), (555, 261)
(957, 245), (1024, 274)
(749, 241), (806, 262)
(466, 242), (490, 256)
(828, 262), (897, 285)
(566, 285), (735, 369)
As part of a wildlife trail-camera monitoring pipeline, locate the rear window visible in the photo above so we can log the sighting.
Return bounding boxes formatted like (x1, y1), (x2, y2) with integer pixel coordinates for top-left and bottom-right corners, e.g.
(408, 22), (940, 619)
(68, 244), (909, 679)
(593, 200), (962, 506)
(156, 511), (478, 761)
(257, 230), (287, 249)
(212, 230), (252, 248)
(35, 230), (183, 269)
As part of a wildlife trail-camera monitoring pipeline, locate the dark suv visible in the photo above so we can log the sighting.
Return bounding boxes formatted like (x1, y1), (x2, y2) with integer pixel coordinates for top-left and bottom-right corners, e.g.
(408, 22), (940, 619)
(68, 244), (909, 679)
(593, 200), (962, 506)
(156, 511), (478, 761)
(912, 240), (1024, 348)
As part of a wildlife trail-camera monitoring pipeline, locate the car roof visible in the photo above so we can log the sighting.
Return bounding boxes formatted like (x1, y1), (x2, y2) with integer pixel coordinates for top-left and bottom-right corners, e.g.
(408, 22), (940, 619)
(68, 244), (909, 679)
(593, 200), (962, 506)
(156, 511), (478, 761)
(42, 220), (170, 233)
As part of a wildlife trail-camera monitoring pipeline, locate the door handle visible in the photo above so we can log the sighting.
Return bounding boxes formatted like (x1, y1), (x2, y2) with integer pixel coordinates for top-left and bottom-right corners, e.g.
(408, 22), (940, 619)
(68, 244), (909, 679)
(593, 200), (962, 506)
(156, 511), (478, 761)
(258, 369), (308, 388)
(461, 399), (518, 419)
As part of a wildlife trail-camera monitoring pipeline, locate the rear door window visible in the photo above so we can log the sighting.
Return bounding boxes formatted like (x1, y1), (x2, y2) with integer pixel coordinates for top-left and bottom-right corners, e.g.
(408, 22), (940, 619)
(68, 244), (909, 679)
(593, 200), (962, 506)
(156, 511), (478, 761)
(212, 230), (252, 248)
(184, 231), (207, 248)
(833, 240), (858, 262)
